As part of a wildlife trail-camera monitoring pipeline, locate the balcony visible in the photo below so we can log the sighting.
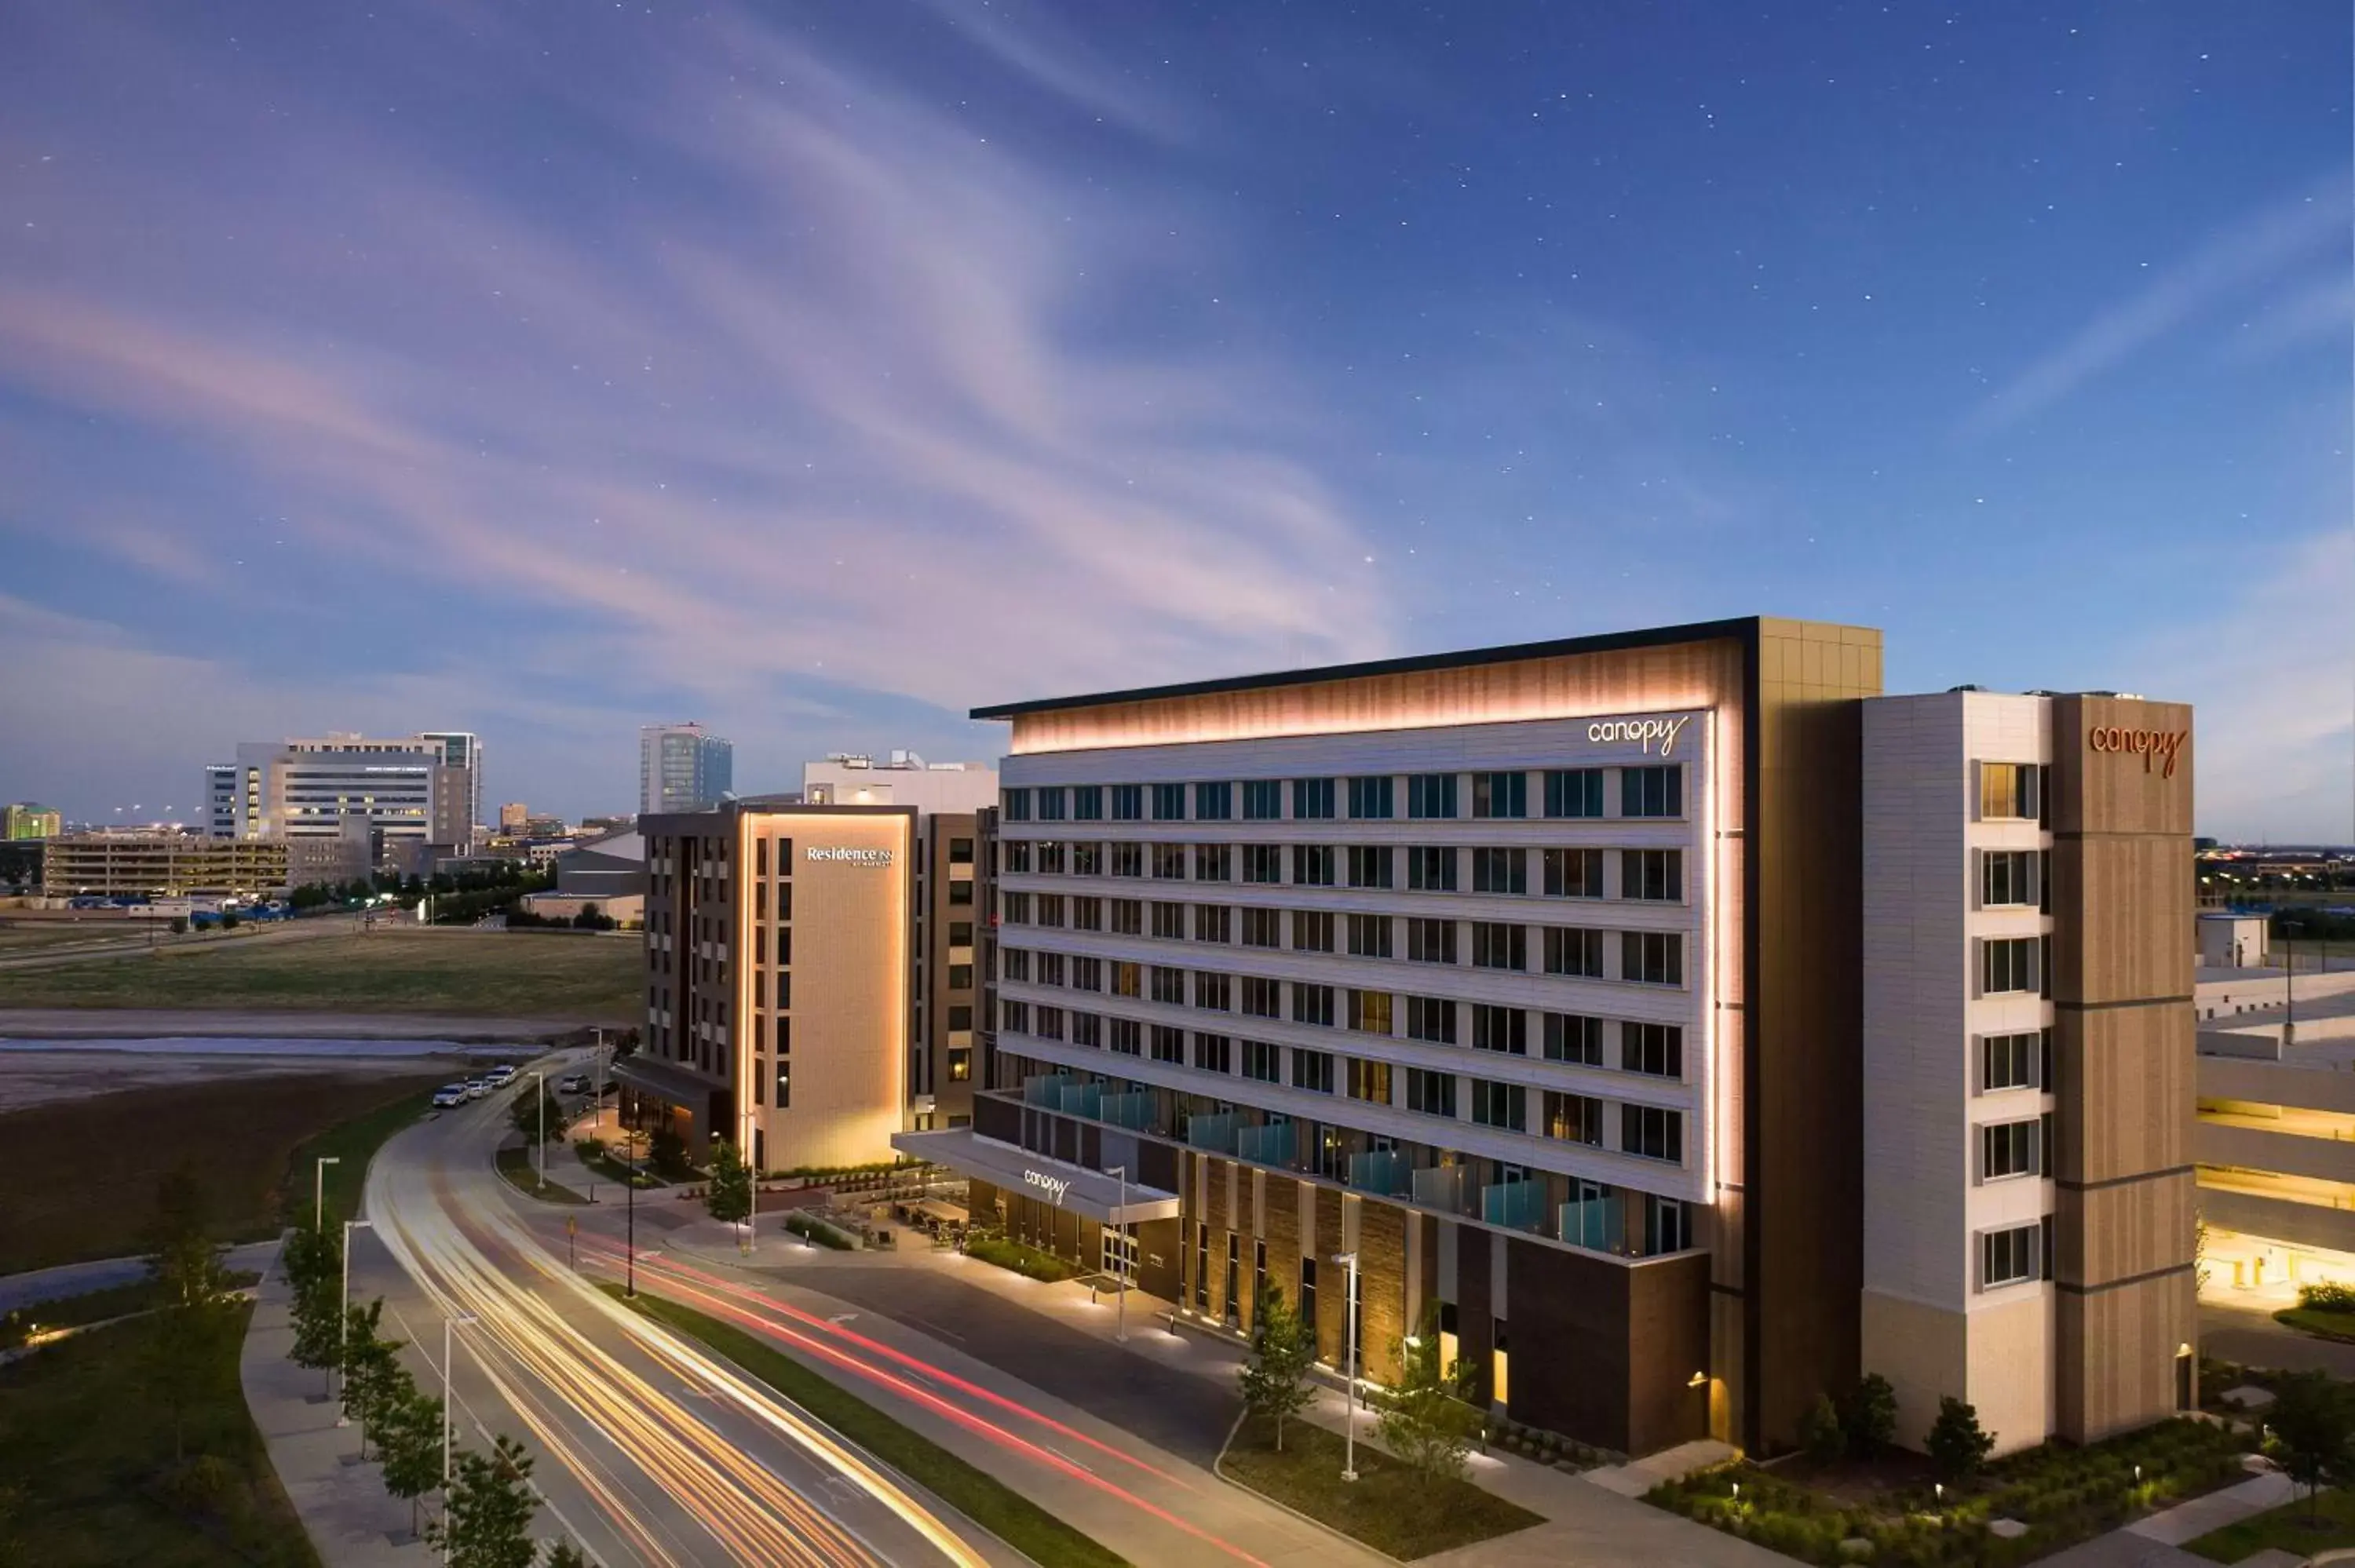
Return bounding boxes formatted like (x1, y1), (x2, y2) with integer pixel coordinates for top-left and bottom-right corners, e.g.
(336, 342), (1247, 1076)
(1411, 1164), (1470, 1214)
(1347, 1148), (1411, 1197)
(1056, 1081), (1103, 1121)
(1022, 1071), (1075, 1107)
(1483, 1180), (1546, 1232)
(1100, 1089), (1157, 1132)
(1561, 1193), (1626, 1253)
(1236, 1121), (1296, 1166)
(1185, 1111), (1240, 1154)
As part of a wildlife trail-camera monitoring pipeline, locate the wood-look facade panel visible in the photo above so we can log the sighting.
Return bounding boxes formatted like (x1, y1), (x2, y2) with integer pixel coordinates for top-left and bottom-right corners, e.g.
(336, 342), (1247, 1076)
(2051, 1005), (2195, 1185)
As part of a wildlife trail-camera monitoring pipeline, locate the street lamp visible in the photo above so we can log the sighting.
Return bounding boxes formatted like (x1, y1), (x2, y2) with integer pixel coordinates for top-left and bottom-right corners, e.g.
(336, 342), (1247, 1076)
(1334, 1249), (1361, 1482)
(625, 1110), (638, 1299)
(441, 1311), (479, 1564)
(334, 1218), (373, 1425)
(2284, 917), (2301, 1047)
(1106, 1166), (1130, 1343)
(532, 1070), (546, 1192)
(313, 1156), (341, 1232)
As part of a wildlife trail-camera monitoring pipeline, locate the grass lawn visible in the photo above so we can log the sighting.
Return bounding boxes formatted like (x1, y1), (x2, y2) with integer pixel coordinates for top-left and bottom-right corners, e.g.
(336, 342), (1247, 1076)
(495, 1145), (589, 1204)
(2273, 1307), (2355, 1342)
(605, 1285), (1129, 1568)
(0, 1072), (450, 1270)
(2185, 1484), (2355, 1562)
(0, 926), (639, 1019)
(0, 1303), (319, 1567)
(1220, 1412), (1544, 1559)
(0, 922), (156, 952)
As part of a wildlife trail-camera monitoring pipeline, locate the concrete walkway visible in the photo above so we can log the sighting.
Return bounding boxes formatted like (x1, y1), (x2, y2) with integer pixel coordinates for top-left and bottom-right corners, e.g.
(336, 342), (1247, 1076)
(0, 1240), (279, 1314)
(239, 1237), (427, 1566)
(2124, 1468), (2297, 1545)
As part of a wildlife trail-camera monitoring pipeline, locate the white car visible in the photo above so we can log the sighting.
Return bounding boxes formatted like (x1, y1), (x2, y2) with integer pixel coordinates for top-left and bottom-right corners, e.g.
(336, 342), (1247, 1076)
(463, 1077), (491, 1100)
(484, 1065), (517, 1088)
(431, 1084), (469, 1109)
(557, 1073), (589, 1096)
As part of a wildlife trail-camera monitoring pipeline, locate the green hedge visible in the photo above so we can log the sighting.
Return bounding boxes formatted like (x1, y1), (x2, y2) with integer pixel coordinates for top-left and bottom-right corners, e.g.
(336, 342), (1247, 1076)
(965, 1234), (1075, 1282)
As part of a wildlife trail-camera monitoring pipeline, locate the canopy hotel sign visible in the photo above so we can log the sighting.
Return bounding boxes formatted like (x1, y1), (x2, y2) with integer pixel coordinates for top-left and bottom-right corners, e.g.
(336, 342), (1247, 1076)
(1586, 713), (1693, 757)
(1021, 1168), (1072, 1204)
(2087, 724), (2186, 779)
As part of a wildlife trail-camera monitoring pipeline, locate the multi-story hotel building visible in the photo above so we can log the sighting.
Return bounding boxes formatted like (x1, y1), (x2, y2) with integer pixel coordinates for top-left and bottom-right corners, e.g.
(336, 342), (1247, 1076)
(896, 618), (1879, 1455)
(1861, 691), (2197, 1454)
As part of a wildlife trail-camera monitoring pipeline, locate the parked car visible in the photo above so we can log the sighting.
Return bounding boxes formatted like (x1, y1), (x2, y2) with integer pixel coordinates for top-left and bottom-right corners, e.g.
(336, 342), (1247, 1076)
(432, 1084), (469, 1109)
(484, 1064), (517, 1088)
(462, 1077), (491, 1100)
(557, 1073), (589, 1095)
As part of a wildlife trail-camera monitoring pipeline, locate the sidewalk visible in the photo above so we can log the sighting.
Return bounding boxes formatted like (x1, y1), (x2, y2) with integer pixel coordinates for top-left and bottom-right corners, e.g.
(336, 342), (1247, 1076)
(238, 1237), (425, 1566)
(0, 1238), (279, 1314)
(2124, 1466), (2295, 1545)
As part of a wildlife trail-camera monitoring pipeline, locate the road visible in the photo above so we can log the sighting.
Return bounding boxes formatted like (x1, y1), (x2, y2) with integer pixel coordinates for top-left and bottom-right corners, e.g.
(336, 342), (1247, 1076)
(360, 1056), (1004, 1568)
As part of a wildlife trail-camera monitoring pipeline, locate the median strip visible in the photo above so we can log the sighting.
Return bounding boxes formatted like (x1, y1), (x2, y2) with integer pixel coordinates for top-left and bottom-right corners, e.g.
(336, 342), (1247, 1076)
(601, 1285), (1130, 1568)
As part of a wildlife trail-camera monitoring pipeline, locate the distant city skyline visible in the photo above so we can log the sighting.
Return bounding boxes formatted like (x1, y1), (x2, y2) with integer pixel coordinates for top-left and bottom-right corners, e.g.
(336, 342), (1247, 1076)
(0, 4), (2345, 838)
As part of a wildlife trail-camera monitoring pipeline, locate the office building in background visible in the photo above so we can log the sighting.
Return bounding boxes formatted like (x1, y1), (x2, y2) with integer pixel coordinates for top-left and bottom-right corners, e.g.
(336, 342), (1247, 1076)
(639, 722), (734, 815)
(3, 802), (60, 841)
(205, 733), (477, 861)
(499, 801), (531, 833)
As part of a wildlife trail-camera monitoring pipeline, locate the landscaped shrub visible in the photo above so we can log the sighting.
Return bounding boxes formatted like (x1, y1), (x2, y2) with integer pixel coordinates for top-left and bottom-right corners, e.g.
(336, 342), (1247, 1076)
(783, 1211), (856, 1251)
(2298, 1280), (2355, 1313)
(964, 1234), (1075, 1282)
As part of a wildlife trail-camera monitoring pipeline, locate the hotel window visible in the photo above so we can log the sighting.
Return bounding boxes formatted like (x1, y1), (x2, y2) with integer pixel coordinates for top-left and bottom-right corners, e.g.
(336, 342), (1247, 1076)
(1346, 912), (1393, 958)
(1036, 1006), (1065, 1041)
(1544, 768), (1605, 819)
(1408, 774), (1459, 819)
(1979, 762), (2046, 824)
(1622, 1105), (1684, 1163)
(947, 1004), (975, 1032)
(1347, 844), (1394, 890)
(1152, 844), (1188, 880)
(1472, 771), (1528, 819)
(1472, 922), (1527, 971)
(949, 837), (975, 865)
(1293, 844), (1337, 886)
(1242, 976), (1283, 1019)
(1298, 1256), (1318, 1332)
(1622, 1023), (1683, 1078)
(1347, 1058), (1393, 1105)
(948, 965), (973, 990)
(1194, 972), (1232, 1012)
(1406, 917), (1457, 965)
(1347, 776), (1394, 820)
(1981, 1223), (2042, 1289)
(1406, 995), (1457, 1045)
(1111, 784), (1143, 822)
(1110, 842), (1143, 877)
(1152, 901), (1186, 939)
(1644, 1196), (1692, 1256)
(775, 1060), (792, 1108)
(1405, 1067), (1456, 1118)
(1471, 1004), (1527, 1056)
(1243, 1040), (1282, 1083)
(1292, 909), (1335, 952)
(1981, 936), (2040, 996)
(946, 1049), (972, 1081)
(1623, 931), (1685, 986)
(1471, 1078), (1526, 1131)
(1471, 847), (1528, 895)
(1152, 965), (1186, 1004)
(1194, 904), (1232, 943)
(1110, 899), (1144, 936)
(1292, 778), (1336, 820)
(1072, 896), (1104, 932)
(1196, 782), (1233, 821)
(1622, 765), (1684, 819)
(1347, 989), (1393, 1035)
(1981, 1030), (2045, 1092)
(1152, 1026), (1185, 1063)
(1293, 983), (1337, 1027)
(1002, 892), (1033, 924)
(1194, 1033), (1232, 1074)
(1037, 841), (1067, 875)
(1242, 844), (1283, 884)
(949, 920), (973, 946)
(1003, 788), (1031, 822)
(1036, 894), (1066, 928)
(1544, 926), (1605, 978)
(1242, 779), (1283, 820)
(1195, 844), (1233, 882)
(948, 880), (974, 906)
(1622, 849), (1683, 902)
(1003, 948), (1031, 983)
(1001, 999), (1031, 1034)
(1038, 788), (1067, 822)
(1109, 1018), (1142, 1055)
(1072, 842), (1104, 877)
(1543, 847), (1604, 899)
(1981, 849), (2043, 910)
(1002, 840), (1033, 874)
(1072, 786), (1103, 822)
(1241, 908), (1281, 948)
(1292, 1048), (1335, 1094)
(1406, 846), (1458, 892)
(1544, 1012), (1605, 1066)
(1038, 952), (1066, 987)
(1151, 783), (1187, 821)
(1980, 1119), (2042, 1181)
(1071, 957), (1103, 993)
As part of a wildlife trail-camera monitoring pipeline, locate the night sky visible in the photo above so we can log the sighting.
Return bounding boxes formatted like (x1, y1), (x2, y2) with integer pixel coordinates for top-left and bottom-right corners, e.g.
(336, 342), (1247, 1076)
(1, 3), (2346, 837)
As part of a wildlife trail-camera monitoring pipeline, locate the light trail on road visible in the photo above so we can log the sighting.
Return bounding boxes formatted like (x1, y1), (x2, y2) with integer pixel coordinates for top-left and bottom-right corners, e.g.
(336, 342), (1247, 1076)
(366, 1108), (990, 1568)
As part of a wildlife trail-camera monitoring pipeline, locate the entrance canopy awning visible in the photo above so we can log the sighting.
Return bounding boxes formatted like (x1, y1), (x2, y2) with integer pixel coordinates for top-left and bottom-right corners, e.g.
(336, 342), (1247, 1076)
(613, 1055), (719, 1111)
(890, 1129), (1181, 1225)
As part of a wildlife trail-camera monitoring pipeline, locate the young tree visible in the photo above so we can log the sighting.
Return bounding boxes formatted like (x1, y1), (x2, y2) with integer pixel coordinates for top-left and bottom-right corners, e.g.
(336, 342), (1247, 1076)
(1237, 1285), (1317, 1451)
(2268, 1371), (2355, 1522)
(377, 1388), (445, 1539)
(706, 1140), (753, 1242)
(648, 1125), (689, 1178)
(1925, 1395), (1996, 1482)
(142, 1278), (239, 1464)
(509, 1083), (565, 1146)
(1376, 1304), (1482, 1488)
(146, 1163), (228, 1307)
(1842, 1372), (1898, 1460)
(287, 1264), (345, 1398)
(1798, 1391), (1846, 1465)
(340, 1299), (410, 1456)
(546, 1542), (591, 1568)
(429, 1434), (540, 1568)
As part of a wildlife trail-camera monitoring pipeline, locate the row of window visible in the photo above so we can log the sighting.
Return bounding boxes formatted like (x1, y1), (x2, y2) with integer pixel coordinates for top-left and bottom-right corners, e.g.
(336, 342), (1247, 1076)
(1981, 935), (2049, 997)
(1979, 1113), (2054, 1183)
(999, 841), (1685, 901)
(1002, 766), (1685, 825)
(1981, 1216), (2055, 1289)
(998, 905), (1688, 984)
(999, 963), (1686, 1073)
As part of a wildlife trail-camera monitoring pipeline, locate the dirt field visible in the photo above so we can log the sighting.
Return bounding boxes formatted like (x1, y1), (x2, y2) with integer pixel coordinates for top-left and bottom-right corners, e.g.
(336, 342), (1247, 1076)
(0, 925), (639, 1019)
(0, 1047), (466, 1113)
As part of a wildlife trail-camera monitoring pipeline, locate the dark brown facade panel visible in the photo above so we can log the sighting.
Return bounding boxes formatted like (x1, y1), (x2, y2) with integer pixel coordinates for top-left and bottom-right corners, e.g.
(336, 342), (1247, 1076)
(1455, 1223), (1495, 1402)
(2050, 836), (2196, 1008)
(2050, 1006), (2195, 1187)
(2057, 1172), (2198, 1290)
(2049, 697), (2196, 841)
(2056, 1271), (2196, 1443)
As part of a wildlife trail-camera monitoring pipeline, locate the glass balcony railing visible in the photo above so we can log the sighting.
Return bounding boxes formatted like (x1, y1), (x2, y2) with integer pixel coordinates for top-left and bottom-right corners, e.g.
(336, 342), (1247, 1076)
(1236, 1121), (1295, 1166)
(1185, 1112), (1240, 1154)
(1022, 1072), (1074, 1107)
(1348, 1148), (1411, 1196)
(1560, 1194), (1626, 1253)
(1100, 1090), (1156, 1131)
(1411, 1165), (1469, 1213)
(1483, 1180), (1546, 1231)
(1056, 1081), (1102, 1120)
